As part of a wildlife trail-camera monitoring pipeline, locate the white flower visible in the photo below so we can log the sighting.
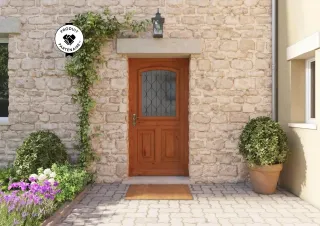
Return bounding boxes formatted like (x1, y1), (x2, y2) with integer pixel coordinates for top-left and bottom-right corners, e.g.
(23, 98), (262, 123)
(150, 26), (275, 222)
(48, 178), (55, 185)
(43, 169), (52, 175)
(38, 174), (47, 181)
(49, 172), (56, 178)
(29, 174), (38, 180)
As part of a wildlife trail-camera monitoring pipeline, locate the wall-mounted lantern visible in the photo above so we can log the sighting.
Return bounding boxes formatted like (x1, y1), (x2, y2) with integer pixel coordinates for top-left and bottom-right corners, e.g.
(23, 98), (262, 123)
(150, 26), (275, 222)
(152, 9), (165, 38)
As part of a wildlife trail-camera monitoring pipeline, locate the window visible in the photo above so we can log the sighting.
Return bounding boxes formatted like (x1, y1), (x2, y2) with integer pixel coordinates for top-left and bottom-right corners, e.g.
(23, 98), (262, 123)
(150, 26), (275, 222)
(306, 58), (316, 124)
(0, 39), (8, 123)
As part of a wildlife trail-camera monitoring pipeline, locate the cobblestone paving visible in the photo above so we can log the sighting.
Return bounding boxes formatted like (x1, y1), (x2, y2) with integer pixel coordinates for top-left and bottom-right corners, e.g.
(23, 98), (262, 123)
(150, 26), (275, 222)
(59, 183), (320, 226)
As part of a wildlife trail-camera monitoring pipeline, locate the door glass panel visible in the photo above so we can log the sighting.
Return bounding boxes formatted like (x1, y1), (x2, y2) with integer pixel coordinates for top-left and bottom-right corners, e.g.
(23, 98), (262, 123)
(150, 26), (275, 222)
(141, 70), (176, 116)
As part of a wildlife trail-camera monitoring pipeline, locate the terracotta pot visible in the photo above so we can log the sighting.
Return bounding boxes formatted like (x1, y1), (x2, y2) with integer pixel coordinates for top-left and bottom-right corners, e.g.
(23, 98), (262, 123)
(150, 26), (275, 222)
(249, 164), (283, 194)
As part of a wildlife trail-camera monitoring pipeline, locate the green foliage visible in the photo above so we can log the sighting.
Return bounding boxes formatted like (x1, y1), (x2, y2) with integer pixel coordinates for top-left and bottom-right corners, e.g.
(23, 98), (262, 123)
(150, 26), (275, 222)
(0, 166), (20, 191)
(66, 8), (149, 167)
(238, 116), (290, 167)
(51, 163), (93, 203)
(14, 130), (69, 179)
(0, 43), (8, 99)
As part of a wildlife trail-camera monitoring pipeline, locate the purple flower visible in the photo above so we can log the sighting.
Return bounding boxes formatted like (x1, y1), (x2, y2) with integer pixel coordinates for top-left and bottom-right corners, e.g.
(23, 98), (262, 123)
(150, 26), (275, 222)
(1, 177), (60, 222)
(22, 212), (28, 218)
(8, 182), (30, 191)
(8, 204), (15, 213)
(13, 219), (19, 226)
(29, 177), (37, 182)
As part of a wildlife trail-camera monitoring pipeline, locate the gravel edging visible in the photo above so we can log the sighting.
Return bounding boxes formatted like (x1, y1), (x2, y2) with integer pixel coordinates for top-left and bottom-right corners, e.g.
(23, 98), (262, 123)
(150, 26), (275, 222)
(42, 185), (92, 226)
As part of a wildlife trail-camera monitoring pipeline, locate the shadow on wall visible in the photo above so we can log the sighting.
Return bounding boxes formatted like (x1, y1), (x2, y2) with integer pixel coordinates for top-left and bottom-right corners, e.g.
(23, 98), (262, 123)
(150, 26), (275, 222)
(279, 129), (307, 196)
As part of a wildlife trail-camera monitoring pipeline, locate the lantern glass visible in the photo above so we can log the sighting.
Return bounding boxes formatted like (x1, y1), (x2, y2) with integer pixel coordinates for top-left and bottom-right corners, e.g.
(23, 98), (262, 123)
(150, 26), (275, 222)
(152, 9), (164, 38)
(153, 20), (162, 35)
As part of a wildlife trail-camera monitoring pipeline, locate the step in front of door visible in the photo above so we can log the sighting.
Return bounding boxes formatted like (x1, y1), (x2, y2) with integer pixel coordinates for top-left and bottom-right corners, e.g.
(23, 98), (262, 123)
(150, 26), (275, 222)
(122, 176), (191, 184)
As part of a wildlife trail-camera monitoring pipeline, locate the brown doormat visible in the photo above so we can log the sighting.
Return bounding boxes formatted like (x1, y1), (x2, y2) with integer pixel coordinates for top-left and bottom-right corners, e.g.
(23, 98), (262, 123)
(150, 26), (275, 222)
(125, 184), (193, 200)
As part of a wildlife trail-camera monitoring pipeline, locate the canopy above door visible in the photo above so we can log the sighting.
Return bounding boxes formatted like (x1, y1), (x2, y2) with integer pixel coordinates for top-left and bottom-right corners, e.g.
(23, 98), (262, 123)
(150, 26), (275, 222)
(116, 38), (201, 58)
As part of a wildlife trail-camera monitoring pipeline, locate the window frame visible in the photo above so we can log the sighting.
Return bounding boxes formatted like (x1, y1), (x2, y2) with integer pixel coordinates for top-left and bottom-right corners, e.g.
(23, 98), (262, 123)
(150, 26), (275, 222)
(305, 57), (316, 124)
(0, 38), (9, 125)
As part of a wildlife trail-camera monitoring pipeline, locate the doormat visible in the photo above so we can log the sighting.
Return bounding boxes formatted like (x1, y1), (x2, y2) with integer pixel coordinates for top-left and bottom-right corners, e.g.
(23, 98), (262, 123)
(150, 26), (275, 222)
(125, 184), (193, 200)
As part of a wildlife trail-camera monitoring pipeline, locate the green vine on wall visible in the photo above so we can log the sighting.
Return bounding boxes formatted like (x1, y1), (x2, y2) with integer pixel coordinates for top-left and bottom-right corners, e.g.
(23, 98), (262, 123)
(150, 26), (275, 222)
(66, 9), (149, 167)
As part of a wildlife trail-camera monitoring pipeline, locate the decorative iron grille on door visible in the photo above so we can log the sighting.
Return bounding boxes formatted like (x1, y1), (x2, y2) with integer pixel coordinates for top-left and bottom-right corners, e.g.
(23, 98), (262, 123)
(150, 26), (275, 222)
(141, 70), (176, 117)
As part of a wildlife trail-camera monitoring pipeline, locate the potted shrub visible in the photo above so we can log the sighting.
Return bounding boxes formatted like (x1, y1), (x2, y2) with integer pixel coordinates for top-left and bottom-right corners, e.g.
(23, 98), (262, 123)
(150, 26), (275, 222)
(239, 116), (290, 194)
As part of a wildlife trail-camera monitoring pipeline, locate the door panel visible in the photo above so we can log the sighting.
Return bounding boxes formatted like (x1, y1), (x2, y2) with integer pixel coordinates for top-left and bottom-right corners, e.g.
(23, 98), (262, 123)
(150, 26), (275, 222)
(161, 128), (180, 162)
(129, 58), (189, 176)
(137, 130), (155, 163)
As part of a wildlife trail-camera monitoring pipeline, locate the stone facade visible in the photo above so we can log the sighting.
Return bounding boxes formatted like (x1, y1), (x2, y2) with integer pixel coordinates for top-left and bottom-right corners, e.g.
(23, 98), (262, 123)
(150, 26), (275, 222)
(0, 0), (272, 183)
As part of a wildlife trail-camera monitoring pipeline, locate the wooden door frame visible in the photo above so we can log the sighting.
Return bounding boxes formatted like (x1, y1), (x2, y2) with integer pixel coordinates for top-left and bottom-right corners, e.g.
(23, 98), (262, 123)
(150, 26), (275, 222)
(128, 58), (190, 176)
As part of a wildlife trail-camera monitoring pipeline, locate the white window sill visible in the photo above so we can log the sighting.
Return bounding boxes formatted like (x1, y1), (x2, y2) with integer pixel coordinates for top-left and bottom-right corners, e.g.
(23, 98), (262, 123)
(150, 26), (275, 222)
(0, 117), (9, 125)
(288, 123), (317, 130)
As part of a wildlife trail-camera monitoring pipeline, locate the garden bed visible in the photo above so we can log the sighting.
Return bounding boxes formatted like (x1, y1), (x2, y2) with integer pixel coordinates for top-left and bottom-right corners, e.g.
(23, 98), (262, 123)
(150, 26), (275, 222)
(0, 130), (93, 226)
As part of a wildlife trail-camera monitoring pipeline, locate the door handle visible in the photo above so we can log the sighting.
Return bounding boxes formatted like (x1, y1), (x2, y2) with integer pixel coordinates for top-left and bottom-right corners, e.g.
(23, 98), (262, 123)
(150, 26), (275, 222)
(132, 114), (137, 127)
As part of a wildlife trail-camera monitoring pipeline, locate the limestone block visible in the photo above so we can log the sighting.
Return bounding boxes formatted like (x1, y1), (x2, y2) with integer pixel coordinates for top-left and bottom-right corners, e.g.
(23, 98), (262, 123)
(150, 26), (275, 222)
(44, 104), (61, 114)
(187, 0), (210, 6)
(216, 78), (233, 89)
(231, 60), (253, 70)
(9, 0), (35, 6)
(240, 40), (255, 51)
(193, 114), (211, 124)
(116, 163), (127, 177)
(229, 112), (249, 123)
(225, 16), (239, 25)
(244, 0), (259, 6)
(47, 77), (71, 91)
(111, 78), (127, 89)
(28, 31), (44, 39)
(120, 0), (134, 6)
(182, 16), (205, 25)
(10, 124), (35, 131)
(219, 0), (243, 6)
(243, 103), (255, 113)
(20, 112), (38, 123)
(41, 0), (58, 6)
(255, 59), (270, 69)
(21, 59), (41, 70)
(198, 59), (211, 71)
(189, 165), (203, 177)
(134, 0), (159, 6)
(240, 15), (255, 24)
(212, 60), (230, 69)
(170, 30), (193, 38)
(219, 164), (237, 176)
(63, 0), (86, 6)
(207, 15), (225, 25)
(49, 114), (71, 123)
(106, 113), (126, 123)
(28, 16), (53, 24)
(220, 41), (238, 51)
(221, 104), (242, 112)
(203, 165), (219, 177)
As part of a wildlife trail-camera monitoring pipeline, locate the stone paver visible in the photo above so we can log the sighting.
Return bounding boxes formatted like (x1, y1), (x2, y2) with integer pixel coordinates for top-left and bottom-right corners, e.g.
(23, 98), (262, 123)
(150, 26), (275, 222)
(59, 183), (320, 226)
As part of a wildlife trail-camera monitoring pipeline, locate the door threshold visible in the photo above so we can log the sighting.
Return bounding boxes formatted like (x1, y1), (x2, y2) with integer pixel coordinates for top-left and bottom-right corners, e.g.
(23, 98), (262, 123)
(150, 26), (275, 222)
(122, 176), (191, 185)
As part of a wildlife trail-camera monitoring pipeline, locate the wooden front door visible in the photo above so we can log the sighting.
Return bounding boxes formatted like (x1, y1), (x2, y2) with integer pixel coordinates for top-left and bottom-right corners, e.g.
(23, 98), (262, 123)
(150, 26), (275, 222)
(128, 58), (189, 176)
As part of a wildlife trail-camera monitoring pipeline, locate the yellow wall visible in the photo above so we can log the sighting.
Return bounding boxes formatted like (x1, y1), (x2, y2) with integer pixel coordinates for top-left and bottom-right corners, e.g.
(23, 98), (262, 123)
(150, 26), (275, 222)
(278, 0), (320, 209)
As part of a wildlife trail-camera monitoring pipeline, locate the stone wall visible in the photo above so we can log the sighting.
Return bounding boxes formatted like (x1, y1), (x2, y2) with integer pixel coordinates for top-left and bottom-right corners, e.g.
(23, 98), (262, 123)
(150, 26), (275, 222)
(0, 0), (272, 183)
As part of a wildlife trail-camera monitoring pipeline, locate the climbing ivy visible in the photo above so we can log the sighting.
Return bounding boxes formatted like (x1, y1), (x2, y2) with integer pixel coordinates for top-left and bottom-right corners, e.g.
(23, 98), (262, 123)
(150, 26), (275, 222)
(66, 9), (149, 167)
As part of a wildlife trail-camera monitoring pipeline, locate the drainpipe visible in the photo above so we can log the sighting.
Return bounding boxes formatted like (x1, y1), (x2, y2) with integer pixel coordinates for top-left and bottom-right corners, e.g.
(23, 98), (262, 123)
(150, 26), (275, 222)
(272, 0), (278, 121)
